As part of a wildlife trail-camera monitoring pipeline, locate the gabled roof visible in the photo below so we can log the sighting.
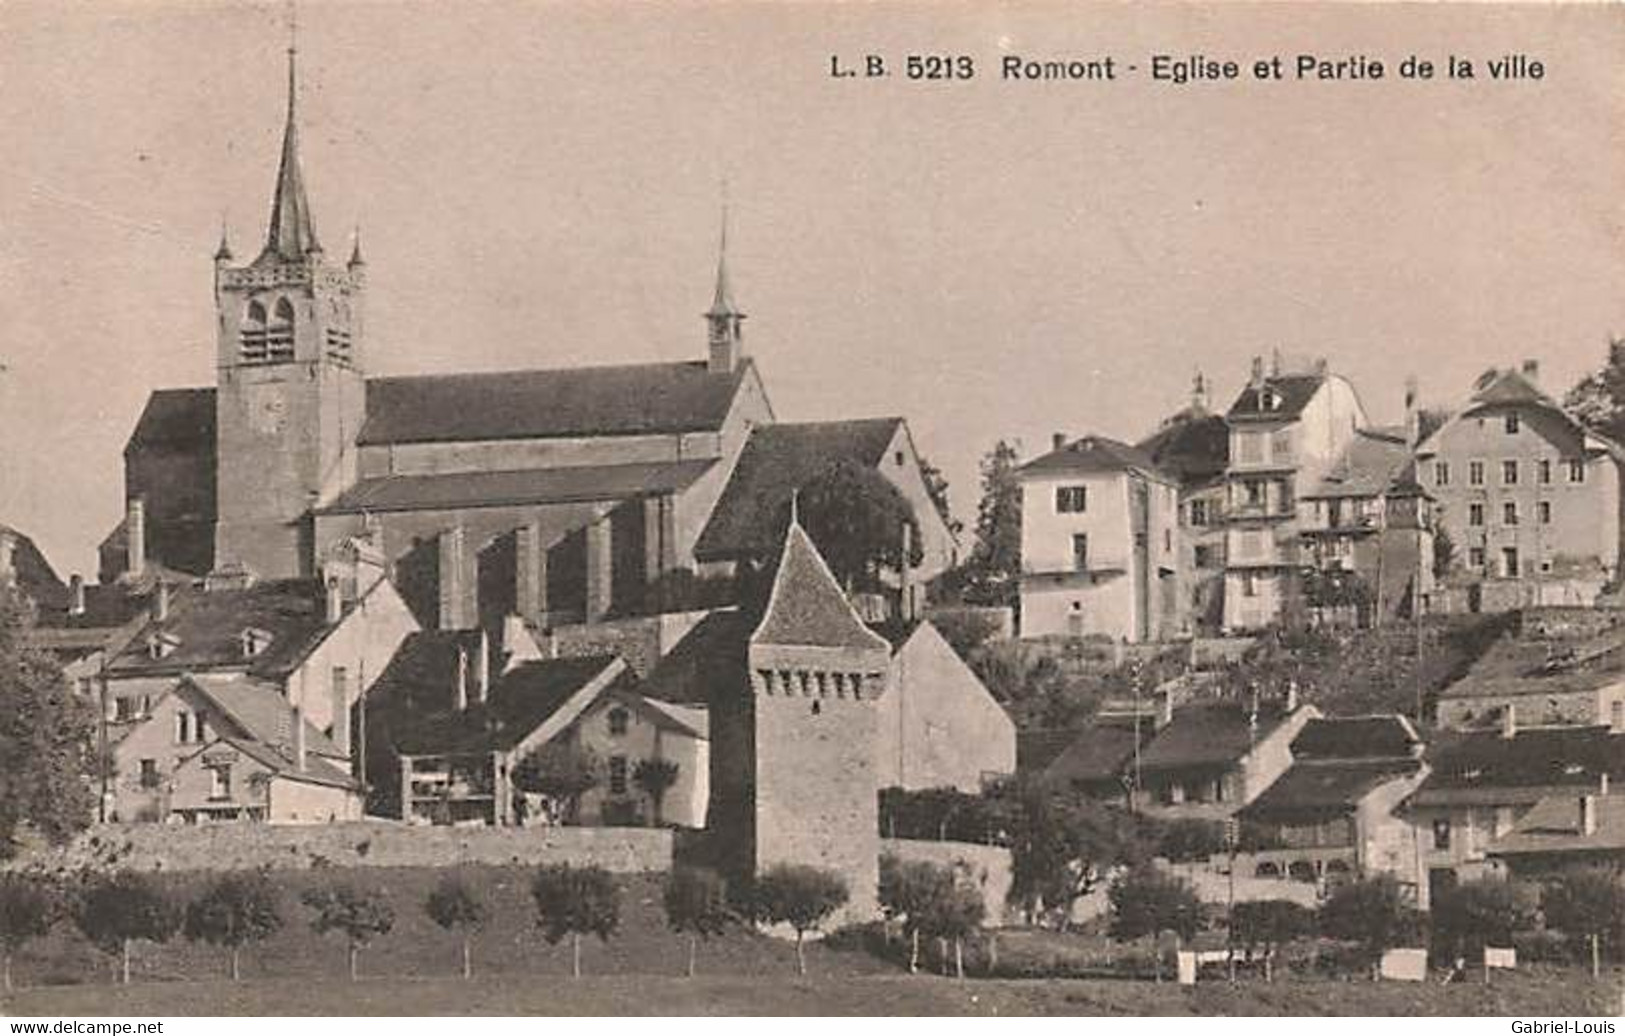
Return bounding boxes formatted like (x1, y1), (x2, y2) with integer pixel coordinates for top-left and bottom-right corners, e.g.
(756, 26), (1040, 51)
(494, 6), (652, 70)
(1238, 759), (1421, 824)
(390, 654), (627, 756)
(625, 694), (709, 739)
(32, 583), (151, 632)
(694, 418), (906, 561)
(1137, 411), (1230, 487)
(644, 609), (754, 707)
(320, 460), (715, 515)
(0, 523), (67, 610)
(1028, 725), (1139, 787)
(1409, 726), (1625, 808)
(1291, 716), (1420, 761)
(1017, 435), (1172, 482)
(1302, 428), (1416, 501)
(181, 735), (354, 790)
(356, 359), (755, 446)
(106, 580), (335, 678)
(751, 521), (891, 652)
(1488, 793), (1625, 857)
(1417, 367), (1624, 461)
(1226, 374), (1324, 422)
(1138, 700), (1305, 775)
(184, 674), (345, 761)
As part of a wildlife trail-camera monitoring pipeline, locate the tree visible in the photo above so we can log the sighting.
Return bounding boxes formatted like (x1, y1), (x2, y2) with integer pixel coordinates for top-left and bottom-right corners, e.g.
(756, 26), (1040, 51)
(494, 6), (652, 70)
(962, 440), (1022, 606)
(424, 872), (486, 980)
(183, 871), (283, 981)
(878, 854), (955, 972)
(0, 873), (62, 992)
(512, 741), (599, 824)
(633, 758), (679, 826)
(798, 458), (924, 592)
(1107, 866), (1202, 980)
(662, 866), (735, 977)
(753, 864), (849, 976)
(1317, 874), (1421, 980)
(1431, 878), (1539, 963)
(917, 877), (985, 979)
(300, 884), (395, 981)
(1156, 819), (1227, 864)
(1229, 899), (1314, 981)
(0, 586), (98, 858)
(531, 863), (619, 978)
(1565, 337), (1625, 443)
(75, 871), (180, 985)
(1542, 868), (1625, 978)
(1007, 783), (1154, 926)
(917, 455), (963, 538)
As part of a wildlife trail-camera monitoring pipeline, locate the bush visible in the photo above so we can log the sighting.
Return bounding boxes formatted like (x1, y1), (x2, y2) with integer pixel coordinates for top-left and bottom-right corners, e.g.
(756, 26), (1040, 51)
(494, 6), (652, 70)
(878, 855), (956, 972)
(184, 871), (283, 981)
(531, 864), (619, 978)
(754, 864), (849, 976)
(1542, 868), (1625, 976)
(1430, 878), (1539, 961)
(1155, 819), (1227, 864)
(1108, 867), (1202, 981)
(1317, 875), (1422, 980)
(75, 871), (180, 986)
(1229, 899), (1314, 981)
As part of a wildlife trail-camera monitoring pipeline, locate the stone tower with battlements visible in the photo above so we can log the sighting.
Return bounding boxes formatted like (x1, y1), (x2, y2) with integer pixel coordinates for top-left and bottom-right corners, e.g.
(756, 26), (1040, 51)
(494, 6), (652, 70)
(213, 43), (367, 580)
(743, 517), (892, 922)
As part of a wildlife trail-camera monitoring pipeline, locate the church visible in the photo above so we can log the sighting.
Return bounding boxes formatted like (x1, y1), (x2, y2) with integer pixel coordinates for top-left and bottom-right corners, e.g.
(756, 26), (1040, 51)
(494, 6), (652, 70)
(100, 45), (958, 636)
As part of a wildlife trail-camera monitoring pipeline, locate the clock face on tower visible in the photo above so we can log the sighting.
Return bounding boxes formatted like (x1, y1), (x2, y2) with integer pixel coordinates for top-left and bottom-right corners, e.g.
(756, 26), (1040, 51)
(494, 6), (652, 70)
(250, 391), (289, 437)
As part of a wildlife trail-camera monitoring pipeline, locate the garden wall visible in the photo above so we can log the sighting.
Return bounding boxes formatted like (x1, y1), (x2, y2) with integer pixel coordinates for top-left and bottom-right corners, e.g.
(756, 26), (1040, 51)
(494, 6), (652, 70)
(882, 837), (1013, 926)
(9, 822), (674, 875)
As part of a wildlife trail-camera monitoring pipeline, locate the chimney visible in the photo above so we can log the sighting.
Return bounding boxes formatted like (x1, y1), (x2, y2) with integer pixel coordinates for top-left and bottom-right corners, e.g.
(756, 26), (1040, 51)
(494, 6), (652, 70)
(1159, 693), (1175, 728)
(69, 574), (86, 616)
(1249, 355), (1266, 390)
(1270, 347), (1283, 377)
(1404, 376), (1420, 447)
(126, 498), (147, 581)
(1521, 359), (1540, 385)
(1501, 702), (1517, 739)
(1580, 794), (1597, 836)
(438, 525), (468, 630)
(1601, 773), (1611, 797)
(544, 627), (559, 659)
(325, 577), (344, 624)
(1052, 432), (1067, 452)
(455, 645), (469, 711)
(154, 581), (171, 623)
(292, 705), (307, 772)
(1285, 680), (1300, 713)
(502, 612), (529, 664)
(0, 530), (15, 589)
(473, 629), (490, 705)
(1191, 370), (1208, 412)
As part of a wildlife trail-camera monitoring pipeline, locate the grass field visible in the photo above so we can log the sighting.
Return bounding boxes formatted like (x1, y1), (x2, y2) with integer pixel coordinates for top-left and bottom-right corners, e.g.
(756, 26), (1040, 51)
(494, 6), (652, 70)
(5, 865), (1619, 1016)
(6, 970), (1622, 1017)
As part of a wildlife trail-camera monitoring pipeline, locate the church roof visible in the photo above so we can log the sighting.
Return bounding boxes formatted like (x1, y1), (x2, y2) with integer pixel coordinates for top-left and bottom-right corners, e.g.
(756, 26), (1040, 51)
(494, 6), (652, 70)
(751, 521), (891, 652)
(693, 418), (905, 562)
(127, 387), (216, 454)
(356, 359), (755, 446)
(319, 459), (715, 515)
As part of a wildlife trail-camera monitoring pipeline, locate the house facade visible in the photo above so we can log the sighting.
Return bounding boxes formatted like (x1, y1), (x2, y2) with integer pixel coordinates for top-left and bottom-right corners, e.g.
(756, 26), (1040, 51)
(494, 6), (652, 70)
(1130, 694), (1319, 819)
(1223, 358), (1368, 631)
(572, 692), (709, 828)
(1417, 363), (1625, 611)
(1138, 375), (1230, 637)
(1017, 435), (1182, 642)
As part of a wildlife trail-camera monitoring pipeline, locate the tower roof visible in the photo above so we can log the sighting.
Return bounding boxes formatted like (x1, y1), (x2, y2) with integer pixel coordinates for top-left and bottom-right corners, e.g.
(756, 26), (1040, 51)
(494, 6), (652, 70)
(706, 206), (741, 318)
(259, 45), (321, 264)
(751, 519), (890, 651)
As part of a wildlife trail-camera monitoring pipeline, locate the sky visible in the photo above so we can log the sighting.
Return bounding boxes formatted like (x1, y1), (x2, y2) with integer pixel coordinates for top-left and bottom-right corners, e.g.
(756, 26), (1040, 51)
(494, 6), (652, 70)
(1, 1), (1622, 577)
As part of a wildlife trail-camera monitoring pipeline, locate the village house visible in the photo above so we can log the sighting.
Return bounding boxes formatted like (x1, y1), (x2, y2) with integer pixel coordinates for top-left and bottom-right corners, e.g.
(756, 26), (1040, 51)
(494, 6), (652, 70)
(1017, 725), (1140, 802)
(1233, 715), (1428, 888)
(1016, 435), (1182, 642)
(108, 673), (359, 823)
(1487, 784), (1624, 877)
(1222, 356), (1369, 631)
(1138, 373), (1231, 636)
(1417, 363), (1625, 611)
(1433, 617), (1625, 732)
(1402, 721), (1625, 908)
(1130, 690), (1319, 819)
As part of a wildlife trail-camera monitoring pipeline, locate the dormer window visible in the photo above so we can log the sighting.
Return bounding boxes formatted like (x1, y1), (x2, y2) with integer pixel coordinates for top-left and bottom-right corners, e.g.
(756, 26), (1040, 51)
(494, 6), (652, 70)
(240, 627), (273, 659)
(608, 707), (630, 737)
(147, 632), (180, 660)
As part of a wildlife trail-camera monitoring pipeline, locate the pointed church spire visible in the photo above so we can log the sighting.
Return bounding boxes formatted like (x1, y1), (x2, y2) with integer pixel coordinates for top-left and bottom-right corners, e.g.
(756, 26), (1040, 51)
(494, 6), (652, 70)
(214, 214), (233, 262)
(348, 224), (365, 268)
(705, 188), (744, 374)
(262, 33), (321, 263)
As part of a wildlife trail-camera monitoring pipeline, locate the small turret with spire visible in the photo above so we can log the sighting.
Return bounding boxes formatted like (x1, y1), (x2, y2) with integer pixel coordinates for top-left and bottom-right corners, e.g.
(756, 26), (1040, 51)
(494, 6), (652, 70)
(706, 197), (745, 374)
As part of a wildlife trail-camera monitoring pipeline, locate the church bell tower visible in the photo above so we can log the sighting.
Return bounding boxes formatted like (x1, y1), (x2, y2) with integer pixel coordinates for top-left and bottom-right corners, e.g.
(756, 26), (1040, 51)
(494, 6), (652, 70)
(213, 42), (367, 580)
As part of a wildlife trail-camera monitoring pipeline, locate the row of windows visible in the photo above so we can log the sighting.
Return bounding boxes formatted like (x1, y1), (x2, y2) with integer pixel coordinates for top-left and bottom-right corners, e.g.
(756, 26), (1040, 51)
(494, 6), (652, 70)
(1463, 546), (1541, 578)
(1435, 457), (1585, 487)
(1466, 500), (1553, 527)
